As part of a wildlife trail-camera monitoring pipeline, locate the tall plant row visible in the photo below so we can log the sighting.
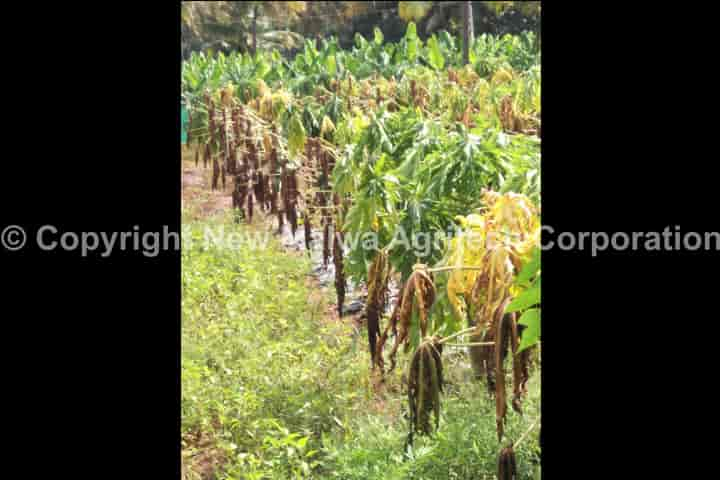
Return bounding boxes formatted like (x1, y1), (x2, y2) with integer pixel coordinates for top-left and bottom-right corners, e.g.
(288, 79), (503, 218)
(183, 22), (541, 473)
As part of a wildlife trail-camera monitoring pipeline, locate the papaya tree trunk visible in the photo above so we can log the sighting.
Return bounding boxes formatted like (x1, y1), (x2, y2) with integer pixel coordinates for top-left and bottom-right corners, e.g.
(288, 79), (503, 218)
(468, 314), (488, 380)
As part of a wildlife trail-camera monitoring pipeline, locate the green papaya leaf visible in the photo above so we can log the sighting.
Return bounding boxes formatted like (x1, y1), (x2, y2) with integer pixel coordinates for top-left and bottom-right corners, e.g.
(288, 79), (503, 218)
(506, 280), (540, 312)
(517, 308), (540, 352)
(516, 247), (541, 286)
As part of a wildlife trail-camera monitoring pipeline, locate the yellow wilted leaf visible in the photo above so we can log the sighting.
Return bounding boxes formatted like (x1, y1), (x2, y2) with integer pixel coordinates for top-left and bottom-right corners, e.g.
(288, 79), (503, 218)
(287, 1), (307, 13)
(320, 115), (336, 140)
(220, 83), (235, 108)
(288, 112), (306, 159)
(256, 78), (270, 98)
(271, 89), (292, 119)
(259, 95), (273, 120)
(444, 191), (540, 322)
(263, 132), (272, 155)
(464, 214), (485, 231)
(445, 222), (487, 320)
(399, 1), (433, 22)
(457, 65), (480, 87)
(446, 237), (467, 320)
(491, 68), (514, 86)
(487, 192), (539, 238)
(351, 112), (369, 131)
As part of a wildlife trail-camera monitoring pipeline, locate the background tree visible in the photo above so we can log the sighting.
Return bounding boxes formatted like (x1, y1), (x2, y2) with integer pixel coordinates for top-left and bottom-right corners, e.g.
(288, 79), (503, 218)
(398, 1), (433, 23)
(397, 2), (540, 41)
(481, 1), (541, 17)
(181, 2), (251, 55)
(181, 1), (307, 57)
(463, 1), (474, 64)
(248, 1), (307, 54)
(182, 1), (541, 58)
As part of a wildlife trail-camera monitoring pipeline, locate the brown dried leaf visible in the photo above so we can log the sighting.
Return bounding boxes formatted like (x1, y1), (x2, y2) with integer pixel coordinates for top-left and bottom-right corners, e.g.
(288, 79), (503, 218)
(495, 296), (512, 442)
(407, 338), (443, 436)
(367, 252), (391, 368)
(509, 312), (525, 415)
(497, 445), (517, 480)
(211, 155), (219, 191)
(333, 225), (345, 317)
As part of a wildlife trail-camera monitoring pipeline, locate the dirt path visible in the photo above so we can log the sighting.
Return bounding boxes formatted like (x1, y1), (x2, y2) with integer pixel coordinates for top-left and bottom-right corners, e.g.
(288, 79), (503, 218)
(181, 145), (368, 325)
(181, 147), (232, 220)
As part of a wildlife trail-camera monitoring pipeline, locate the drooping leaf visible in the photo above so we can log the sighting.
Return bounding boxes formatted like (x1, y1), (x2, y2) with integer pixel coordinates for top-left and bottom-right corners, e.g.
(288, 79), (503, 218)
(288, 112), (306, 159)
(427, 36), (445, 71)
(405, 23), (419, 62)
(325, 54), (337, 77)
(320, 115), (336, 141)
(374, 27), (384, 46)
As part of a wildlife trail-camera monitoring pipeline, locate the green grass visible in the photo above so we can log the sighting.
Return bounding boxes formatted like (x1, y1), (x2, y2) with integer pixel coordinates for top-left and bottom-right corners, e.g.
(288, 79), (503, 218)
(182, 211), (540, 480)
(322, 373), (541, 480)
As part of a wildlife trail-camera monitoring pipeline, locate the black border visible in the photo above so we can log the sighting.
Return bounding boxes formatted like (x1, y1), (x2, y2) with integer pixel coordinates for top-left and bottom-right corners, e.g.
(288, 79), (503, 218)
(541, 2), (716, 477)
(2, 3), (181, 475)
(3, 2), (716, 477)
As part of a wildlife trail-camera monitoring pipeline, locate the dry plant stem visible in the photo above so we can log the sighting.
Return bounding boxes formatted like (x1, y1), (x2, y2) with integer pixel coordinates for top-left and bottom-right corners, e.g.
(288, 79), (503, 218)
(437, 326), (478, 344)
(443, 342), (495, 348)
(513, 417), (540, 450)
(427, 266), (484, 273)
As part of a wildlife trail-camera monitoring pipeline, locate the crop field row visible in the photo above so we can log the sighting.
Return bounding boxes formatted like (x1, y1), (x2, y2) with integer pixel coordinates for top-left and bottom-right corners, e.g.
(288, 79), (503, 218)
(182, 21), (541, 480)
